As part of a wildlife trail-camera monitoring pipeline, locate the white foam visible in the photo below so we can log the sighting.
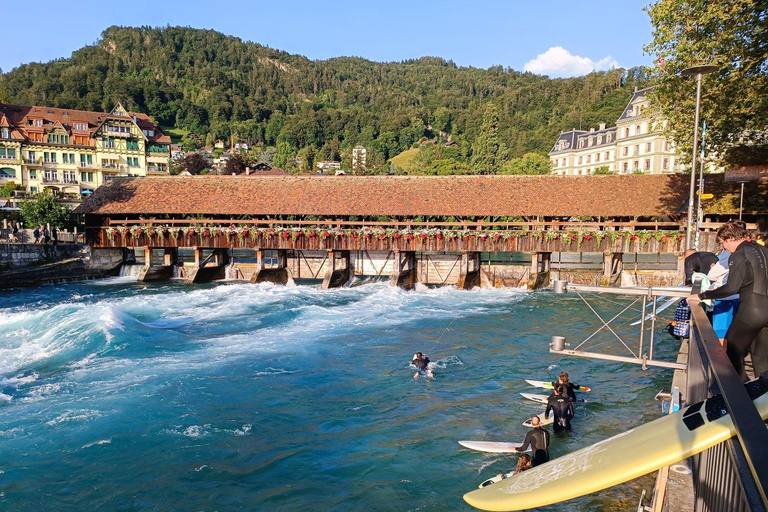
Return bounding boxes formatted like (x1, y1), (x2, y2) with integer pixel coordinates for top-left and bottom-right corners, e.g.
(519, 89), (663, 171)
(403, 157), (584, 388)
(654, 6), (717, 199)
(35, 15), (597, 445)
(81, 439), (112, 449)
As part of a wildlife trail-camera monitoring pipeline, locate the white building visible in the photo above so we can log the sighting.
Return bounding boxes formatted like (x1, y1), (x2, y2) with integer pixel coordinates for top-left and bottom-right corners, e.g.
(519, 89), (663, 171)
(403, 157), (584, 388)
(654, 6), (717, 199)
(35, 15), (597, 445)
(549, 88), (683, 176)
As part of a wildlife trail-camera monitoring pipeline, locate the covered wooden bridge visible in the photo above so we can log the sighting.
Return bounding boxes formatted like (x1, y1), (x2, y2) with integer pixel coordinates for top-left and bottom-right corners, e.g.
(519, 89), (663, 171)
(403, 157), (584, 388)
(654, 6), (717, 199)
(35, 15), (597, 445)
(76, 174), (701, 289)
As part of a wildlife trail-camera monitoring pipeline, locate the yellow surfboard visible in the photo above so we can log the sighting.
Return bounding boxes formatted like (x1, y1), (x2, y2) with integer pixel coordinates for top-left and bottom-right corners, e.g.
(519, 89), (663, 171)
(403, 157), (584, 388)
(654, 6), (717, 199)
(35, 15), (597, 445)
(464, 378), (768, 511)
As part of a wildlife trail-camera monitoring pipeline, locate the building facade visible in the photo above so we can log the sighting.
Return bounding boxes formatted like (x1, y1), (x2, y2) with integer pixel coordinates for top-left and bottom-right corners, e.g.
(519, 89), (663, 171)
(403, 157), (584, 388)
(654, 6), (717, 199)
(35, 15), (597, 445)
(0, 102), (171, 197)
(549, 88), (684, 176)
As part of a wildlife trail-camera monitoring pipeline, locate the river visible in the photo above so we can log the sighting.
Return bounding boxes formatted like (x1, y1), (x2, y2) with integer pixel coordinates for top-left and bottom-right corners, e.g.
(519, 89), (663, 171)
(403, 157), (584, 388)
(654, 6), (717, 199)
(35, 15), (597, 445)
(0, 277), (679, 511)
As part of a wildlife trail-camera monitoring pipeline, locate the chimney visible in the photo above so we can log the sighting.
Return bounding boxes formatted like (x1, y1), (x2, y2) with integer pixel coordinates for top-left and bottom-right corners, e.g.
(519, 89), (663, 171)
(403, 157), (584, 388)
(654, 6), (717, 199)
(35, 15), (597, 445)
(599, 123), (606, 131)
(245, 167), (251, 176)
(590, 128), (595, 132)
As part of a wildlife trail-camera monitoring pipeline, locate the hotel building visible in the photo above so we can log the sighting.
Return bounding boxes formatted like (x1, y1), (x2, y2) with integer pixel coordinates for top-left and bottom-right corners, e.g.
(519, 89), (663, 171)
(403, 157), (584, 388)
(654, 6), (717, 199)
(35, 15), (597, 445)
(0, 102), (171, 196)
(549, 87), (684, 176)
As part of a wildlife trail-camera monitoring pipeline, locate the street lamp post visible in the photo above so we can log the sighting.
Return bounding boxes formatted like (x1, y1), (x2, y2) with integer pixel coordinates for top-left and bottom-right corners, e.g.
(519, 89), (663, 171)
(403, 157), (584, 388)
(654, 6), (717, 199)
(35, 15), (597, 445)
(681, 65), (718, 250)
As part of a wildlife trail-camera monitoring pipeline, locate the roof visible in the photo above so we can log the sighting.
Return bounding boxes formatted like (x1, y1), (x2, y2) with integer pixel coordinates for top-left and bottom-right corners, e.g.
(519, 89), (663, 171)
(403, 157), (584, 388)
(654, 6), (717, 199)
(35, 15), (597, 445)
(76, 174), (689, 218)
(549, 130), (587, 154)
(0, 102), (170, 145)
(618, 87), (655, 122)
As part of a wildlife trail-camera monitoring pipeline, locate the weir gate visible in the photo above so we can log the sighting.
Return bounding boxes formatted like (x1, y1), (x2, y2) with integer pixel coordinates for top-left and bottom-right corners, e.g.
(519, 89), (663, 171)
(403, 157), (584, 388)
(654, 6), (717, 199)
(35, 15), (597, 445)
(87, 220), (717, 289)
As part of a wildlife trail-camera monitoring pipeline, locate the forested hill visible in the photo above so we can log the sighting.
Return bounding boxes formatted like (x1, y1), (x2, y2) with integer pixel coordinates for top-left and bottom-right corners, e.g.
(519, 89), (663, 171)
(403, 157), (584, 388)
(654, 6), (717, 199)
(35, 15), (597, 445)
(0, 26), (648, 170)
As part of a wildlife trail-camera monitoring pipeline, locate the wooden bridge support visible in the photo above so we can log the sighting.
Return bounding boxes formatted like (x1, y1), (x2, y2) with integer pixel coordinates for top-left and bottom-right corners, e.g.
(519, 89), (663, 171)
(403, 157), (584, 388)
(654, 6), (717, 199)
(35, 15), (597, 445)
(602, 251), (624, 286)
(138, 247), (177, 282)
(529, 251), (551, 290)
(251, 249), (289, 285)
(187, 248), (228, 284)
(456, 252), (482, 290)
(390, 251), (419, 290)
(322, 250), (353, 289)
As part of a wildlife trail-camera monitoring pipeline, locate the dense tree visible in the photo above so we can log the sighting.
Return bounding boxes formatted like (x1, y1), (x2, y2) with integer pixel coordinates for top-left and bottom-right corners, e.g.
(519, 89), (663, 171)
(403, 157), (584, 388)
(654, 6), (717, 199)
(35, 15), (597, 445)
(500, 153), (552, 175)
(644, 0), (768, 164)
(20, 191), (73, 229)
(471, 103), (509, 174)
(179, 152), (212, 175)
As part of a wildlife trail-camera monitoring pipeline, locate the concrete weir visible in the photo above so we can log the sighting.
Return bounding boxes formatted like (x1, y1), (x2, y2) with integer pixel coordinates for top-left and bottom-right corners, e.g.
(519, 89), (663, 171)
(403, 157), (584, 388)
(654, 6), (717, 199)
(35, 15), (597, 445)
(251, 249), (289, 285)
(186, 248), (228, 284)
(138, 247), (177, 282)
(456, 252), (481, 290)
(390, 251), (418, 290)
(322, 250), (353, 289)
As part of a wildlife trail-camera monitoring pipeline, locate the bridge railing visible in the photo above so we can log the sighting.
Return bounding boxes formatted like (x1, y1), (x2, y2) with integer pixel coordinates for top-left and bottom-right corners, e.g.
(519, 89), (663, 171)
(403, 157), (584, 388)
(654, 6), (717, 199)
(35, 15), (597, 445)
(86, 223), (705, 254)
(686, 287), (768, 512)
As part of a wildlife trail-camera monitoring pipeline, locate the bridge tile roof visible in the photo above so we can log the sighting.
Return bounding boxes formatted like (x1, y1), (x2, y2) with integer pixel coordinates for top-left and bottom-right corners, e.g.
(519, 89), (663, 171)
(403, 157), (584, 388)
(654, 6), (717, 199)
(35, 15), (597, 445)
(75, 174), (689, 217)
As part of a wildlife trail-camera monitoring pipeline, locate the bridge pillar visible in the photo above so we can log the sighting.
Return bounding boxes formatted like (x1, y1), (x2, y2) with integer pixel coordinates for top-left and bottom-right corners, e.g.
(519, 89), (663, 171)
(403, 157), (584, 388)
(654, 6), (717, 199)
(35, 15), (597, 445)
(529, 252), (551, 290)
(87, 247), (126, 275)
(390, 250), (418, 290)
(322, 250), (353, 289)
(251, 249), (289, 285)
(138, 246), (175, 282)
(187, 248), (228, 284)
(602, 251), (624, 286)
(457, 251), (481, 290)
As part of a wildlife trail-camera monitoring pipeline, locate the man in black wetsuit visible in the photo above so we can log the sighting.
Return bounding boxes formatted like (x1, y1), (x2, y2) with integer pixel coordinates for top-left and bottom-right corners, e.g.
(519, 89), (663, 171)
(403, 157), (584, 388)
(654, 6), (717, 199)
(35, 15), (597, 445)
(515, 415), (550, 466)
(683, 249), (719, 285)
(688, 221), (768, 380)
(545, 384), (575, 433)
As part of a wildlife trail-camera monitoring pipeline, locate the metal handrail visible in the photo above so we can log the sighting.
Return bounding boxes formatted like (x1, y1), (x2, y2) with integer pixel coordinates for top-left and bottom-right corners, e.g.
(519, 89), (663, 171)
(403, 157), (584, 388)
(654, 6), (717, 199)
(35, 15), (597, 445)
(689, 286), (768, 509)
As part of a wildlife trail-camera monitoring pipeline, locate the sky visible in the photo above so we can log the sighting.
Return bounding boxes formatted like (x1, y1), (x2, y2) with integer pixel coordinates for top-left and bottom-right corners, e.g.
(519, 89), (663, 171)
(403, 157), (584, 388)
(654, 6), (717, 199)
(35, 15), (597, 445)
(0, 0), (654, 78)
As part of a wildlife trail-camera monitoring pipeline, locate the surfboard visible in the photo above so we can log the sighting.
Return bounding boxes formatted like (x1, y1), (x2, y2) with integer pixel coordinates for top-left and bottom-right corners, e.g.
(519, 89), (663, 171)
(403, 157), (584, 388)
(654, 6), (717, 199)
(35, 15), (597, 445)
(458, 441), (529, 453)
(465, 377), (768, 511)
(520, 392), (587, 404)
(522, 411), (554, 427)
(525, 379), (592, 392)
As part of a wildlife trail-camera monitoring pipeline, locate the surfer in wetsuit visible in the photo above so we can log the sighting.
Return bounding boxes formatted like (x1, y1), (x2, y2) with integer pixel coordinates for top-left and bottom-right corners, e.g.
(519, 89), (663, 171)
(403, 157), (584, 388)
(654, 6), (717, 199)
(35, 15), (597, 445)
(515, 415), (550, 466)
(683, 249), (719, 285)
(546, 384), (575, 433)
(552, 371), (583, 403)
(412, 352), (434, 378)
(688, 220), (768, 380)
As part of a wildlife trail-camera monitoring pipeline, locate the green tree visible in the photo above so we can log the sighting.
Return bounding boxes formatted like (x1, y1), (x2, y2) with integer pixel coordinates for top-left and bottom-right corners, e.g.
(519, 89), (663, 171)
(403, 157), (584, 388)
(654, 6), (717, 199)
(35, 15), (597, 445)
(180, 152), (211, 175)
(471, 103), (509, 174)
(644, 0), (768, 164)
(274, 141), (296, 171)
(0, 181), (18, 197)
(20, 191), (72, 229)
(432, 107), (452, 134)
(500, 153), (552, 175)
(298, 145), (317, 173)
(593, 166), (613, 175)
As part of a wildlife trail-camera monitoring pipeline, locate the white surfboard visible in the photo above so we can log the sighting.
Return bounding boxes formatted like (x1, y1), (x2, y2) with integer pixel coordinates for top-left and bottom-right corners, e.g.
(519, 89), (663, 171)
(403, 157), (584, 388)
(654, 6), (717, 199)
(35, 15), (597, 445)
(465, 377), (768, 511)
(522, 411), (554, 427)
(458, 441), (529, 453)
(630, 296), (679, 326)
(525, 379), (592, 392)
(520, 392), (587, 404)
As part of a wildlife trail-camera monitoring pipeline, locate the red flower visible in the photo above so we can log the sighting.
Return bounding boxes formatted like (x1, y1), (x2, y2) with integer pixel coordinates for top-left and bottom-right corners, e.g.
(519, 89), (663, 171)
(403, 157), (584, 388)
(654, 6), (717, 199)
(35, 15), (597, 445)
(419, 233), (428, 240)
(406, 234), (415, 240)
(308, 231), (318, 238)
(202, 231), (211, 237)
(281, 232), (290, 238)
(436, 233), (443, 240)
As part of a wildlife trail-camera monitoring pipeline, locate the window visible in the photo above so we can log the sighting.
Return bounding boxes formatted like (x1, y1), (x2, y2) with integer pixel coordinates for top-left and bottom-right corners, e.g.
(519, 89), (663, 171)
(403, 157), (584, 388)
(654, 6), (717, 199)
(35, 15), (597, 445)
(128, 157), (139, 167)
(597, 135), (602, 144)
(561, 159), (566, 167)
(645, 159), (651, 171)
(587, 155), (591, 164)
(634, 145), (639, 156)
(623, 147), (629, 156)
(64, 171), (77, 183)
(664, 141), (671, 151)
(623, 162), (628, 172)
(142, 129), (155, 137)
(43, 152), (57, 163)
(29, 169), (36, 179)
(74, 122), (88, 131)
(624, 128), (630, 138)
(0, 148), (16, 159)
(74, 135), (89, 145)
(0, 128), (9, 139)
(44, 170), (58, 182)
(663, 158), (669, 170)
(674, 158), (679, 170)
(633, 160), (639, 171)
(34, 119), (43, 127)
(28, 151), (36, 162)
(30, 186), (37, 194)
(595, 153), (600, 163)
(127, 140), (139, 151)
(646, 142), (652, 152)
(636, 124), (641, 135)
(578, 156), (583, 165)
(103, 138), (115, 149)
(579, 140), (585, 149)
(588, 138), (593, 147)
(606, 133), (612, 143)
(606, 152), (610, 160)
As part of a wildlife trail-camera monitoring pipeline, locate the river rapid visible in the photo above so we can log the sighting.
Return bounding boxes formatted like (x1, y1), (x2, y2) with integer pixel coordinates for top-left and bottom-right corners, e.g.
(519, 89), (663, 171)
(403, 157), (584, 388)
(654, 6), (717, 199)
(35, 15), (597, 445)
(0, 277), (679, 511)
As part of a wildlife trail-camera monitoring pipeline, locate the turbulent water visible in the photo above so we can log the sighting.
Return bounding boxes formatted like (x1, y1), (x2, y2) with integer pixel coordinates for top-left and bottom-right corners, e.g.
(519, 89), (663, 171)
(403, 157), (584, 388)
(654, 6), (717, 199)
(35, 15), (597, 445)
(0, 277), (680, 511)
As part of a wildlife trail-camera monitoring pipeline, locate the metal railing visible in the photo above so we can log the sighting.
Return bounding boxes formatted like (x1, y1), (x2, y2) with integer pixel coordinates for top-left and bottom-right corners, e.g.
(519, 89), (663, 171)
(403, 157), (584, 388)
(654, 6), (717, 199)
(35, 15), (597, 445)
(686, 287), (768, 512)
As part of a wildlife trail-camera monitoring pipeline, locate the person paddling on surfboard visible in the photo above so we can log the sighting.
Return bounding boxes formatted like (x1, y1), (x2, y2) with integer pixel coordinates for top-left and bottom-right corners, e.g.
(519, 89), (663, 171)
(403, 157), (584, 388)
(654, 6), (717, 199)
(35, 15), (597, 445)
(412, 352), (435, 378)
(546, 384), (575, 433)
(515, 415), (550, 466)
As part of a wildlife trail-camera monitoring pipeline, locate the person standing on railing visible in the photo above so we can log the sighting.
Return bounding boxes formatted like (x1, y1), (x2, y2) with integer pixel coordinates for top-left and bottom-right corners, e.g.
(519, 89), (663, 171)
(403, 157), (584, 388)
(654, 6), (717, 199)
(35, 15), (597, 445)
(688, 220), (768, 380)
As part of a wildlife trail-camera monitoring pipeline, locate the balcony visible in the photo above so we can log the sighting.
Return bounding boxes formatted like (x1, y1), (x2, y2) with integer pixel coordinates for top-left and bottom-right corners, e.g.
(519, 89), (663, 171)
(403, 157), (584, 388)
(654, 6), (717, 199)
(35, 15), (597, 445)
(101, 163), (127, 172)
(78, 162), (97, 169)
(23, 157), (42, 166)
(42, 176), (61, 184)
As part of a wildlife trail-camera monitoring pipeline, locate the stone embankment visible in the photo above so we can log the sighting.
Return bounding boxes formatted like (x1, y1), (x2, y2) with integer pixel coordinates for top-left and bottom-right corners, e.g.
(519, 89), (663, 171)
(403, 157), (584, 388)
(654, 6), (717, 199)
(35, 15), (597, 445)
(0, 244), (123, 289)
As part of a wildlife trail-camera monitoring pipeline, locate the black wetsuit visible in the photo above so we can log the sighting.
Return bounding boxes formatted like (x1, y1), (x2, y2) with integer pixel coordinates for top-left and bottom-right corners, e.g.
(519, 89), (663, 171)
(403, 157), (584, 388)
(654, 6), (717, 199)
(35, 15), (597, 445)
(412, 356), (430, 370)
(685, 252), (719, 285)
(545, 394), (574, 432)
(550, 381), (582, 402)
(515, 427), (550, 466)
(699, 241), (768, 380)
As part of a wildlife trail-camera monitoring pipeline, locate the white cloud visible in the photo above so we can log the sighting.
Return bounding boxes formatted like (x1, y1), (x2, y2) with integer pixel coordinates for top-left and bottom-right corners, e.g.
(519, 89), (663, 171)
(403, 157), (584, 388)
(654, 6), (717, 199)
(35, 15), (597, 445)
(523, 46), (619, 78)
